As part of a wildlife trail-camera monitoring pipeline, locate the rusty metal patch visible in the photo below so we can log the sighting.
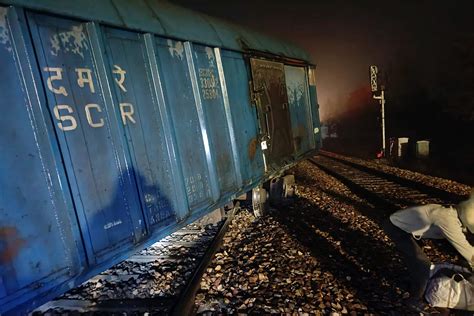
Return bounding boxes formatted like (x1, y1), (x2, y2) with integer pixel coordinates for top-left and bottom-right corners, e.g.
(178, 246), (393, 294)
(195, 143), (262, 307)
(293, 124), (306, 153)
(248, 137), (258, 161)
(294, 136), (302, 152)
(0, 227), (26, 263)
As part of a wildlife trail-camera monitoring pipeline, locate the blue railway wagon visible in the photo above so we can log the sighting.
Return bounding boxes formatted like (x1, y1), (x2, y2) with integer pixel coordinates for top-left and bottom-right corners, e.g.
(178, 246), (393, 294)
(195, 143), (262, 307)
(0, 0), (321, 313)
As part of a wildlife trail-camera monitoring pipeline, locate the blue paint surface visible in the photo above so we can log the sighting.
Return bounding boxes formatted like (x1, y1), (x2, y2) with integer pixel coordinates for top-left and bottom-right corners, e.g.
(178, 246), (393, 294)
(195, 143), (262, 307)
(28, 13), (146, 262)
(154, 37), (212, 209)
(102, 27), (176, 229)
(0, 7), (83, 311)
(220, 50), (264, 185)
(0, 4), (319, 314)
(191, 45), (237, 196)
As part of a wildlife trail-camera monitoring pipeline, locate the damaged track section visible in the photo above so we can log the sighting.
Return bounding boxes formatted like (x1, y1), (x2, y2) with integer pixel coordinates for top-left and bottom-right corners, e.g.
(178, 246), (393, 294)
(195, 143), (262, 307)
(33, 207), (236, 315)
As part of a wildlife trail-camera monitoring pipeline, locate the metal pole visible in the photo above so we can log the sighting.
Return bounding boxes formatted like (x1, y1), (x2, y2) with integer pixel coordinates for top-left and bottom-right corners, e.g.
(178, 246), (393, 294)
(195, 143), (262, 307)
(381, 89), (386, 156)
(370, 65), (387, 157)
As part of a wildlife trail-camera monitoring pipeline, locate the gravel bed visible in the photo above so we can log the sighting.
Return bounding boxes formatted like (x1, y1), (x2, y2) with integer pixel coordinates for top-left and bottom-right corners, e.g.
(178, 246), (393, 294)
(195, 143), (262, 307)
(34, 220), (222, 314)
(195, 160), (469, 315)
(62, 257), (196, 301)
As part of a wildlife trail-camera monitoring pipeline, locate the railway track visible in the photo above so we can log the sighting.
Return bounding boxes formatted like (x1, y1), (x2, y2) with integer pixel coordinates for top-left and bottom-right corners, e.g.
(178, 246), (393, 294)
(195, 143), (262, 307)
(310, 152), (465, 211)
(33, 206), (237, 315)
(308, 152), (472, 315)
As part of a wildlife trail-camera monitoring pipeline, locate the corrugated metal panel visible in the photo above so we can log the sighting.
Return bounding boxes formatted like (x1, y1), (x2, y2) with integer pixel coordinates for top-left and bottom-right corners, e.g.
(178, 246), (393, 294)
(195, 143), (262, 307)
(143, 33), (189, 221)
(0, 0), (311, 61)
(285, 65), (315, 156)
(190, 44), (237, 197)
(153, 37), (213, 209)
(0, 6), (84, 312)
(27, 12), (146, 263)
(101, 26), (176, 228)
(219, 49), (264, 185)
(0, 2), (318, 314)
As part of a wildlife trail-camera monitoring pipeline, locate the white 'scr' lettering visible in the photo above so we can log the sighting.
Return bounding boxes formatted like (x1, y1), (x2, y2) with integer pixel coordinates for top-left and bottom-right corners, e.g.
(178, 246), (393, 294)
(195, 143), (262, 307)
(120, 103), (136, 125)
(53, 105), (77, 131)
(84, 103), (104, 128)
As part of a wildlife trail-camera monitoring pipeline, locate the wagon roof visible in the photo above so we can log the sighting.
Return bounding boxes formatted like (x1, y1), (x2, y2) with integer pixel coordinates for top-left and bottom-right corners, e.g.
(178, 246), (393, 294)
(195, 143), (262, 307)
(1, 0), (312, 62)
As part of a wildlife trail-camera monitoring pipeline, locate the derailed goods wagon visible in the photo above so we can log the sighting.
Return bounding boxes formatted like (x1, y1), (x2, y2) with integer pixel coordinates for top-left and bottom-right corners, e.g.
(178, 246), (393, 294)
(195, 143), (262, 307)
(0, 0), (321, 313)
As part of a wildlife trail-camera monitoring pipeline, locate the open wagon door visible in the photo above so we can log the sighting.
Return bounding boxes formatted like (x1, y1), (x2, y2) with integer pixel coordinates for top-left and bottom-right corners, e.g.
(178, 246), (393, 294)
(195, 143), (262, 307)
(250, 58), (294, 169)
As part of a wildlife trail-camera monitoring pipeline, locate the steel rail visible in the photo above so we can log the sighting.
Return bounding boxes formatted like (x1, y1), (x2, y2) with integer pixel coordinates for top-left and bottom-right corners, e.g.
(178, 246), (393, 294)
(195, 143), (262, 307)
(309, 155), (454, 212)
(172, 205), (238, 316)
(308, 153), (473, 316)
(316, 151), (466, 204)
(33, 206), (238, 315)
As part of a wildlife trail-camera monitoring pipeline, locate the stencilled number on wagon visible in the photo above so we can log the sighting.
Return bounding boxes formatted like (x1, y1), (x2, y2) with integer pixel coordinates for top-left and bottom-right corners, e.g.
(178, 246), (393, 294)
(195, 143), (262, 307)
(184, 173), (206, 204)
(198, 68), (219, 100)
(43, 65), (137, 131)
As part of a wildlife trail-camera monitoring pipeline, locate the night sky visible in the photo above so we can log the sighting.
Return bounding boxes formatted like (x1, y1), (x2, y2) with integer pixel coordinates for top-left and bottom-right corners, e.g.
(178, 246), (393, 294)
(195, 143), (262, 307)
(170, 0), (474, 123)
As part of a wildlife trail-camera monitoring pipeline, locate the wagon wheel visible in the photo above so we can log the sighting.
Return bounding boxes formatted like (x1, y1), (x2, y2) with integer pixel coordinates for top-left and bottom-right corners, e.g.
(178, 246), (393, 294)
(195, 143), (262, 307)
(252, 186), (268, 217)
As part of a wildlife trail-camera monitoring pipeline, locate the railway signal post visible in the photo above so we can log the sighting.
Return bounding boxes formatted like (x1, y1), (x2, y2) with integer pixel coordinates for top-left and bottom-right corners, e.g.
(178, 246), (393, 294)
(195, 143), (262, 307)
(370, 65), (386, 157)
